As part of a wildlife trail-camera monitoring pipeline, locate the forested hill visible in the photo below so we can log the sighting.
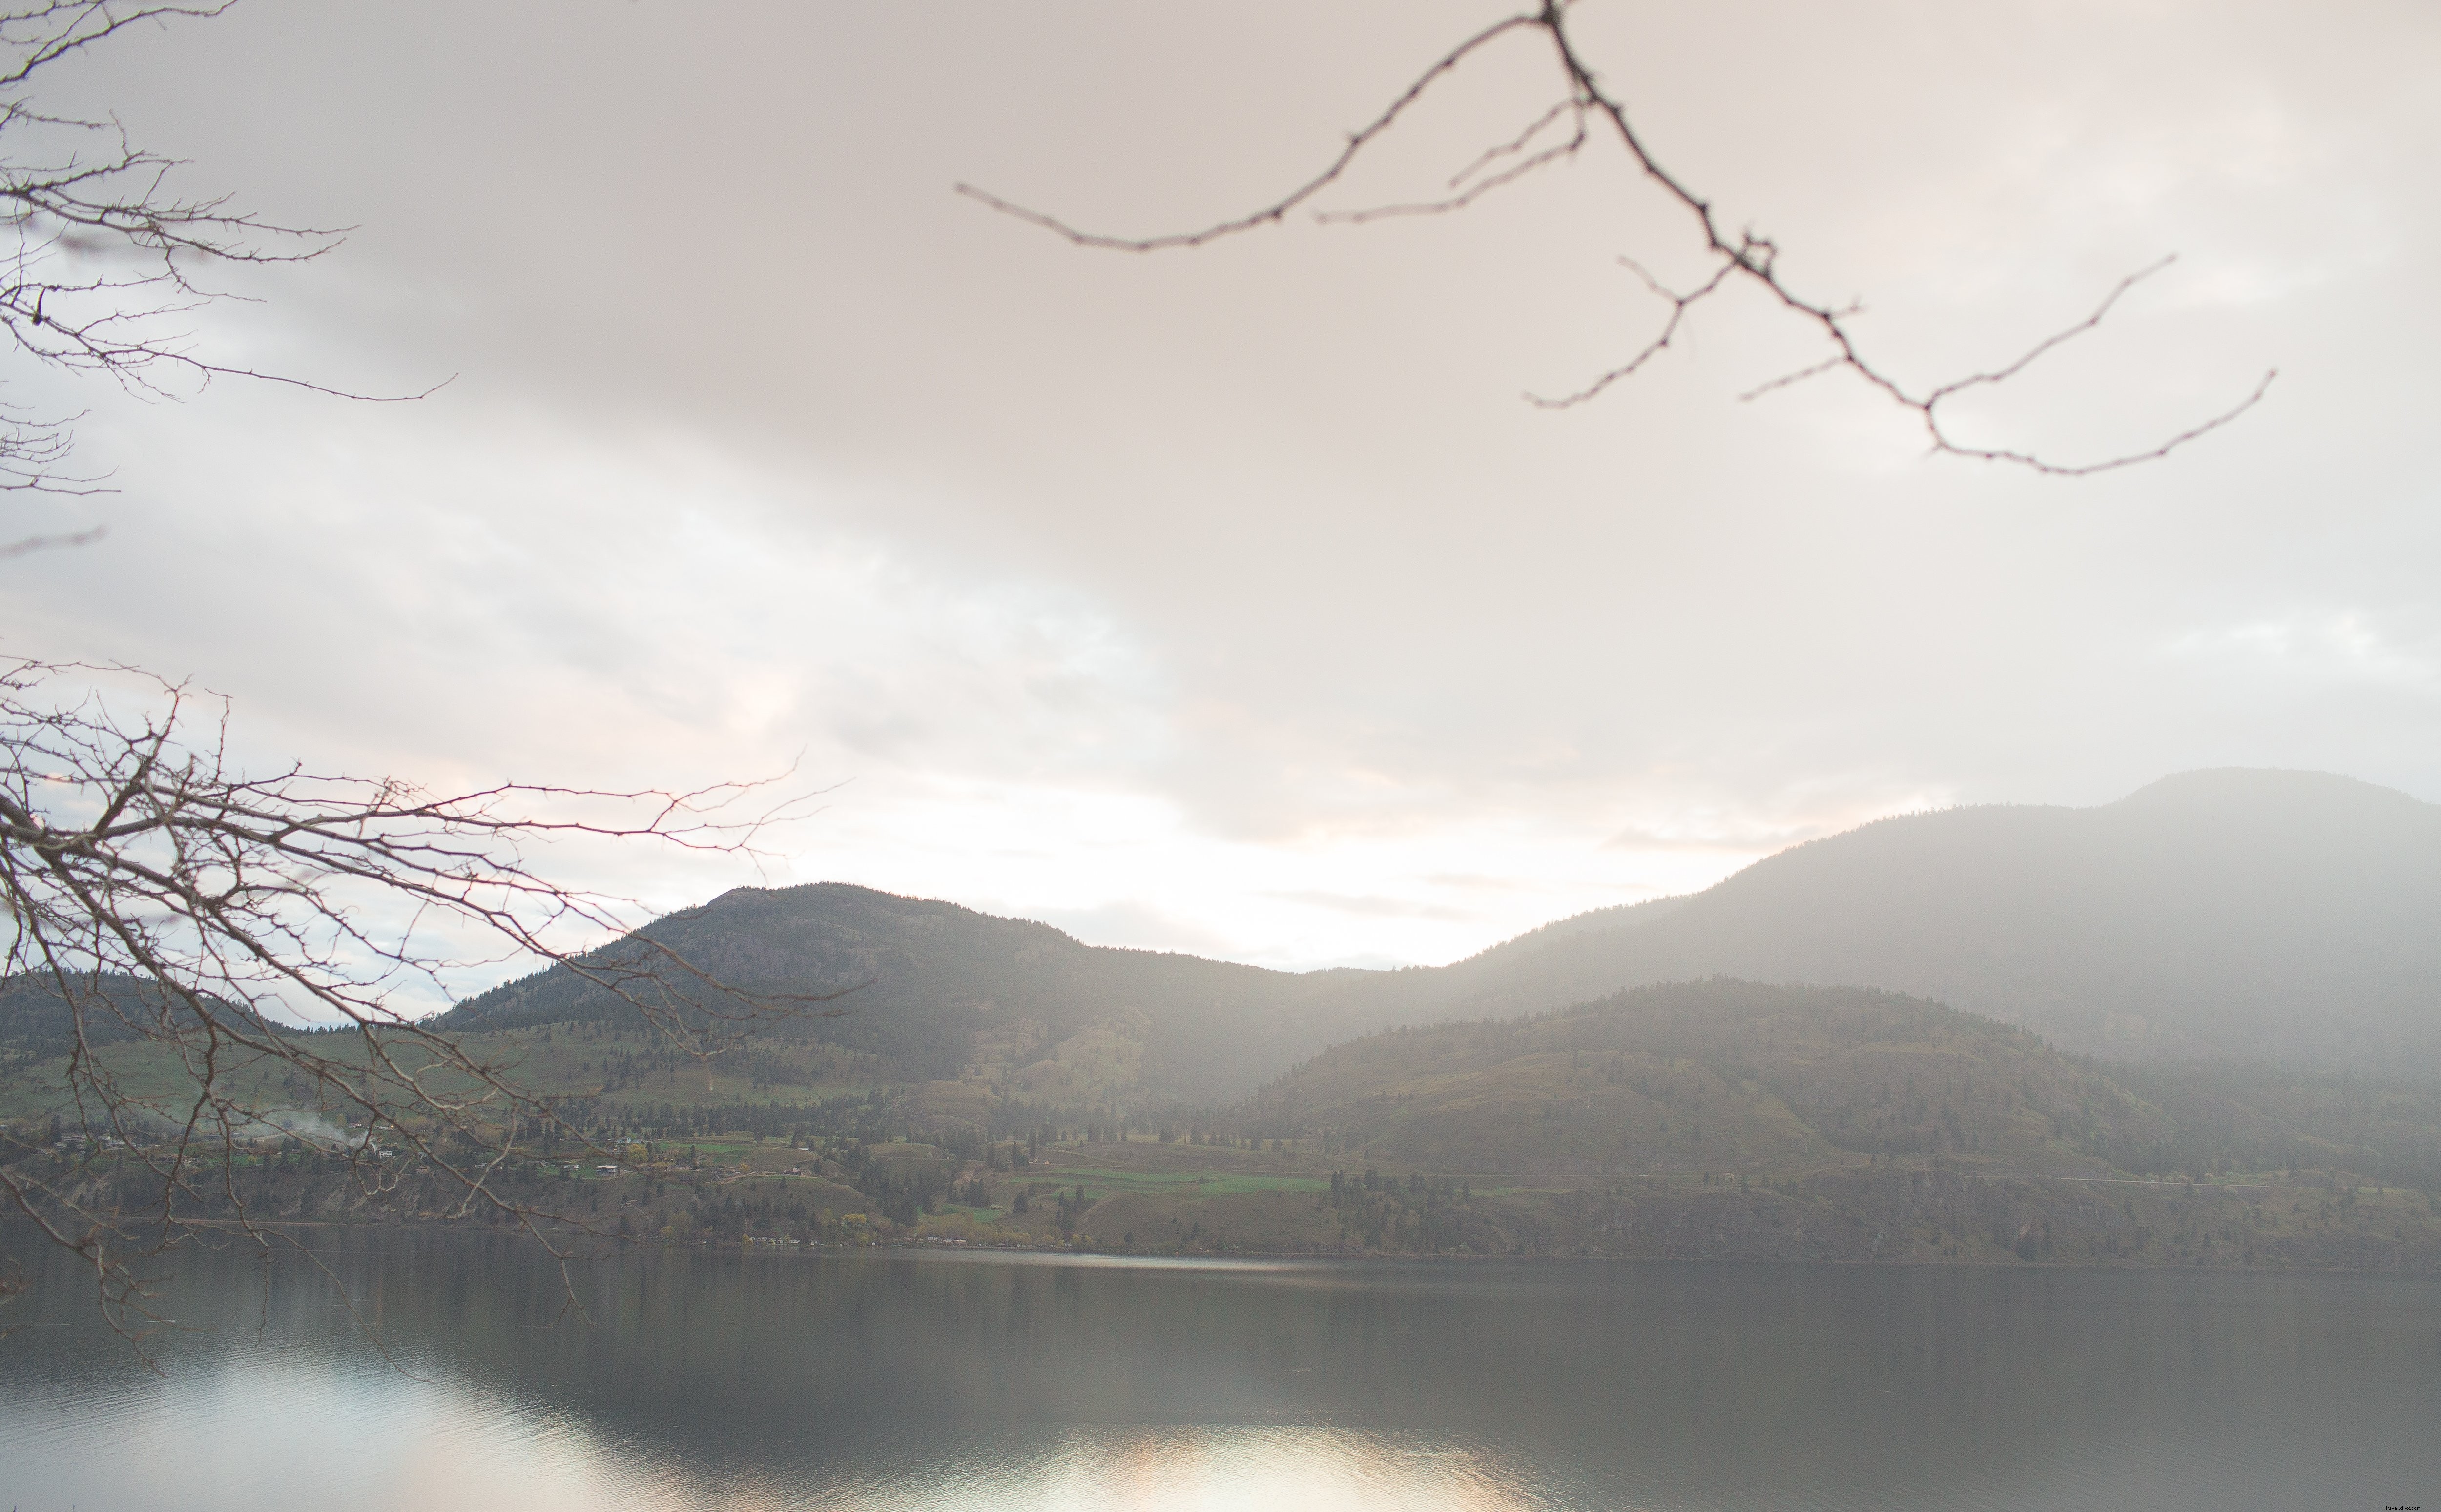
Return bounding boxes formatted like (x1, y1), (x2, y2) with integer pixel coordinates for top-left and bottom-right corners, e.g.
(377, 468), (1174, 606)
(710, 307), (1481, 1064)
(1253, 980), (2167, 1178)
(434, 883), (1366, 1104)
(0, 972), (260, 1065)
(1251, 979), (2441, 1192)
(433, 769), (2441, 1107)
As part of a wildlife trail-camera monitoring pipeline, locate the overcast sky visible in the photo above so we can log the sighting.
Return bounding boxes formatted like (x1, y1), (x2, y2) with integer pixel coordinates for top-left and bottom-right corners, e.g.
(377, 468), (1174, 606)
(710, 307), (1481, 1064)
(4, 0), (2434, 974)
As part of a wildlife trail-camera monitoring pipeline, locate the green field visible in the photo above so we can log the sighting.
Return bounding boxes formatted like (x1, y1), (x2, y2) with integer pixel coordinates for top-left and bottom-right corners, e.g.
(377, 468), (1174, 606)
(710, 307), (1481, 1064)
(1025, 1164), (1327, 1197)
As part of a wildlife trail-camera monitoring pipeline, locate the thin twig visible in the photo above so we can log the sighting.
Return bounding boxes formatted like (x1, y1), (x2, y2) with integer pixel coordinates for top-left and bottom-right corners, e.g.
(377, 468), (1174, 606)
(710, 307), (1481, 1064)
(959, 1), (2272, 476)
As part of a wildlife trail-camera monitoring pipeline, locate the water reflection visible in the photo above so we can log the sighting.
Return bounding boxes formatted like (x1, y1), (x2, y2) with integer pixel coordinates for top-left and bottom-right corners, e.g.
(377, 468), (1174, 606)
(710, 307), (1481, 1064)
(2, 1229), (2436, 1511)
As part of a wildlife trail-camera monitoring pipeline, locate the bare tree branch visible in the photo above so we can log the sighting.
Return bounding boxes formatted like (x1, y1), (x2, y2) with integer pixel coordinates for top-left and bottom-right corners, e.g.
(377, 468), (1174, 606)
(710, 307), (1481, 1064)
(962, 1), (2273, 475)
(0, 660), (852, 1359)
(1526, 255), (1735, 409)
(0, 1), (439, 505)
(0, 8), (837, 1357)
(1315, 97), (1587, 225)
(953, 12), (1541, 251)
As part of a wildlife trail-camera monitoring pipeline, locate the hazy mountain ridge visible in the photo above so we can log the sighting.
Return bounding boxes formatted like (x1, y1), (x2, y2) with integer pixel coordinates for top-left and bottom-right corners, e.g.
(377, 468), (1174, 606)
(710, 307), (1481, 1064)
(419, 768), (2437, 1112)
(1421, 770), (2441, 1065)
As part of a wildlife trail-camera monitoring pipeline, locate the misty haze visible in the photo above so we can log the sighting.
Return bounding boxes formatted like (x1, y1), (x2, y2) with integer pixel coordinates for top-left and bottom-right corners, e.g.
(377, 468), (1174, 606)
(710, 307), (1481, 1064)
(1, 4), (2435, 1512)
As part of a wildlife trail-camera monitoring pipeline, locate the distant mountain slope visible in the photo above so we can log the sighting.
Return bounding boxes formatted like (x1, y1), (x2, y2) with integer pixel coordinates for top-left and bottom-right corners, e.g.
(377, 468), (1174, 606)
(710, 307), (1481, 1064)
(0, 972), (257, 1064)
(434, 882), (1363, 1104)
(432, 769), (2440, 1104)
(1335, 770), (2441, 1066)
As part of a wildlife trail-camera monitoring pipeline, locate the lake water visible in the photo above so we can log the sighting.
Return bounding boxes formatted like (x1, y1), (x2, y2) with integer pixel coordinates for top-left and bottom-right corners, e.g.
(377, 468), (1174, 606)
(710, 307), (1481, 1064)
(2, 1229), (2435, 1511)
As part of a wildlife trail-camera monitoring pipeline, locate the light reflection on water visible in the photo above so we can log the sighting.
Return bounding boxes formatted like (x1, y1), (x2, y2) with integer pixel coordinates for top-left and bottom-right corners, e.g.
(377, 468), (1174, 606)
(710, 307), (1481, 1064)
(2, 1230), (2437, 1512)
(806, 1428), (1541, 1512)
(9, 1354), (1565, 1512)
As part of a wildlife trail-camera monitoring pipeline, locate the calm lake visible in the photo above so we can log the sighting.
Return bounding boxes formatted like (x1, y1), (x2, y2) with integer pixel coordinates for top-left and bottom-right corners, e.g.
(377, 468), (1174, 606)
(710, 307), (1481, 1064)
(2, 1229), (2435, 1511)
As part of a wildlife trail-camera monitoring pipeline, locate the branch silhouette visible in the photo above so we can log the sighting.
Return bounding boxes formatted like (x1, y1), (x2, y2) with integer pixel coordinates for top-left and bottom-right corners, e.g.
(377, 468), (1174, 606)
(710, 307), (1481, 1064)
(0, 660), (856, 1358)
(960, 1), (2272, 475)
(0, 5), (825, 1355)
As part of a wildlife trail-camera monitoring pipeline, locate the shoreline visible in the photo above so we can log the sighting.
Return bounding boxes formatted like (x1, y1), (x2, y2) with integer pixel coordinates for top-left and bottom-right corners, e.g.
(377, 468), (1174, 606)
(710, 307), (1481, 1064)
(12, 1215), (2433, 1276)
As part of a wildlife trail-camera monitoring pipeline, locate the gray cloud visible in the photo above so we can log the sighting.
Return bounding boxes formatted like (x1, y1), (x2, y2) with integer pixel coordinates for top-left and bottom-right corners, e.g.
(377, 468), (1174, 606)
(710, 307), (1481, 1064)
(4, 0), (2434, 969)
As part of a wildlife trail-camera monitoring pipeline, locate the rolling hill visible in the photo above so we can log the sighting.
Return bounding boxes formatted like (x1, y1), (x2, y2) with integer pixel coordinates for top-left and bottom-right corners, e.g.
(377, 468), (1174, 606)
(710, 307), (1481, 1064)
(17, 768), (2438, 1268)
(432, 882), (1361, 1105)
(1252, 979), (2163, 1178)
(433, 768), (2441, 1107)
